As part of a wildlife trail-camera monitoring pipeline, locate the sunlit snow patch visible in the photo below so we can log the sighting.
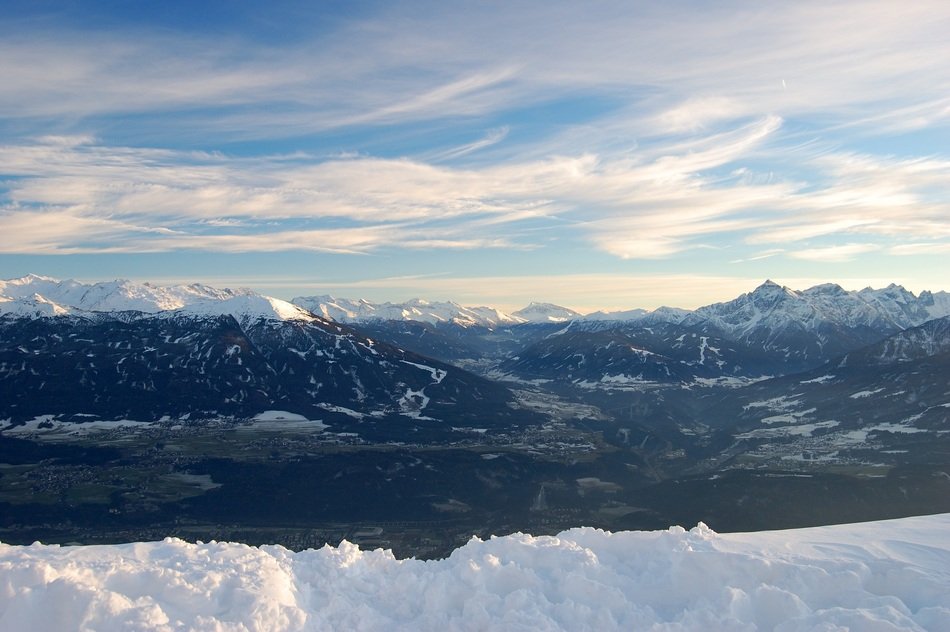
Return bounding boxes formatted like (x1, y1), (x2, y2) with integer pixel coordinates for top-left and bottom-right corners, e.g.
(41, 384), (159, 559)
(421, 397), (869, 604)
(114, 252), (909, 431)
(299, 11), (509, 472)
(1, 515), (949, 630)
(800, 374), (835, 384)
(850, 388), (886, 399)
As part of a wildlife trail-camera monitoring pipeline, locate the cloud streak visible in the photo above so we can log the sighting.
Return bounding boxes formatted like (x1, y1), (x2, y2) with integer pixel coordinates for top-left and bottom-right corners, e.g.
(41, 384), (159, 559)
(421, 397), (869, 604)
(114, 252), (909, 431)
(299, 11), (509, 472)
(0, 120), (947, 262)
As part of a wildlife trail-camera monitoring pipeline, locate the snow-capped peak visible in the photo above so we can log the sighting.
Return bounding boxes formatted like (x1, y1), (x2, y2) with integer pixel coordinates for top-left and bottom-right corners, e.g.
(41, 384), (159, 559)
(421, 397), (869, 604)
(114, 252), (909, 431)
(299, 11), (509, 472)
(512, 302), (582, 323)
(5, 275), (949, 335)
(0, 274), (304, 324)
(0, 274), (257, 314)
(4, 273), (59, 285)
(0, 293), (73, 318)
(687, 279), (950, 345)
(174, 294), (317, 326)
(582, 308), (649, 322)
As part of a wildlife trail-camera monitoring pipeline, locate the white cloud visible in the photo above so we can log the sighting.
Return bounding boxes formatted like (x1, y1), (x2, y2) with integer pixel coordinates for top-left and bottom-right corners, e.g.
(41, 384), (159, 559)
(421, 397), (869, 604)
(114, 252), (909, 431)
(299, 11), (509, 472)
(433, 126), (511, 161)
(0, 117), (947, 261)
(788, 243), (880, 263)
(729, 249), (785, 264)
(655, 97), (745, 134)
(888, 242), (950, 256)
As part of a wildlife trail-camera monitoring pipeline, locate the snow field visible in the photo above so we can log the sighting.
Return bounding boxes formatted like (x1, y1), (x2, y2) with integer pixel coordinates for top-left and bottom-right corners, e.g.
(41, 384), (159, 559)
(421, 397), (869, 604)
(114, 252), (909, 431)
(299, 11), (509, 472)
(1, 514), (949, 631)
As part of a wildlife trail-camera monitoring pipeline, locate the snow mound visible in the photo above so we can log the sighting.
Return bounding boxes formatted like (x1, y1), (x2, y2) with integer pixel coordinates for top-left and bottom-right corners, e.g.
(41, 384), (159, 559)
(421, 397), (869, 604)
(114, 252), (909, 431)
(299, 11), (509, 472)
(2, 514), (948, 631)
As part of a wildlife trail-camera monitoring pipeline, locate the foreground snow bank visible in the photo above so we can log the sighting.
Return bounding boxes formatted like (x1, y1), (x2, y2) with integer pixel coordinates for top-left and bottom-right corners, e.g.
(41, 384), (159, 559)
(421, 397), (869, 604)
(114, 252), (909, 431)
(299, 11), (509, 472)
(2, 515), (949, 631)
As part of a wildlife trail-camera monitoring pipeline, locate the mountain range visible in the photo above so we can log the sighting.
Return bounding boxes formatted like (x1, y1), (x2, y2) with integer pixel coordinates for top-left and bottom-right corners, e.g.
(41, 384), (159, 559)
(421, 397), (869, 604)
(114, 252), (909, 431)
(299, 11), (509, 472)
(2, 273), (949, 553)
(1, 273), (948, 451)
(6, 274), (948, 333)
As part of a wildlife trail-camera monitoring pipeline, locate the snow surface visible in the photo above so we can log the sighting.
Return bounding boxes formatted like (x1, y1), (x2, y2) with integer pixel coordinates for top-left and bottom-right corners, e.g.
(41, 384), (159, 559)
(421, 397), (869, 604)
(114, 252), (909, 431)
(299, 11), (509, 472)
(2, 514), (948, 631)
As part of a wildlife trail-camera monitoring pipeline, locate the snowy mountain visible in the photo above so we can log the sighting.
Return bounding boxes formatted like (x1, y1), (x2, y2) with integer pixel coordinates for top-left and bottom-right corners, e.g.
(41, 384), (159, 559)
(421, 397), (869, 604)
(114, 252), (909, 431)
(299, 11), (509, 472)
(577, 307), (648, 321)
(665, 280), (950, 372)
(835, 314), (950, 367)
(0, 310), (534, 437)
(689, 280), (950, 337)
(0, 273), (252, 314)
(292, 295), (523, 328)
(5, 273), (949, 385)
(2, 514), (948, 631)
(695, 315), (950, 469)
(8, 274), (947, 339)
(0, 294), (73, 318)
(173, 294), (317, 328)
(501, 323), (763, 386)
(511, 302), (582, 323)
(495, 279), (950, 385)
(0, 275), (323, 329)
(293, 281), (950, 378)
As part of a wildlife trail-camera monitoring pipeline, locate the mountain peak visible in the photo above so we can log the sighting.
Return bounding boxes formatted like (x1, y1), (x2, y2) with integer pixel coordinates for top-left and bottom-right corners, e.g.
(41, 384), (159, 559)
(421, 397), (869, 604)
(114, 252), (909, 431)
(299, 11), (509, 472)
(9, 273), (59, 285)
(512, 302), (581, 323)
(803, 283), (848, 296)
(176, 294), (317, 325)
(752, 279), (788, 293)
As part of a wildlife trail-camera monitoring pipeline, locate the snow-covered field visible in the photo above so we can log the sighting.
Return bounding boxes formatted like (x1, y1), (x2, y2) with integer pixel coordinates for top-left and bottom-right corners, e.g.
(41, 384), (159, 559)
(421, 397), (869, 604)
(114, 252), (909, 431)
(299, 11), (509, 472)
(2, 515), (948, 631)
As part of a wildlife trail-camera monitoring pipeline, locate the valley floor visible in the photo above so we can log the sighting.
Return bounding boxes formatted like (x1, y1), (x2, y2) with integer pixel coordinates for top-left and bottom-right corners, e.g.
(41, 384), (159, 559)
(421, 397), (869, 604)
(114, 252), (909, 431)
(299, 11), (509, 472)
(2, 417), (949, 559)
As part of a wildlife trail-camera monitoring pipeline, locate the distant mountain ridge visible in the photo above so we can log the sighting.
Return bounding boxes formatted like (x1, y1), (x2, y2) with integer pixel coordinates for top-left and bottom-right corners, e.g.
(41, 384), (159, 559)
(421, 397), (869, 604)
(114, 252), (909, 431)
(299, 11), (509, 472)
(7, 274), (948, 390)
(291, 295), (522, 328)
(6, 275), (948, 334)
(0, 273), (254, 314)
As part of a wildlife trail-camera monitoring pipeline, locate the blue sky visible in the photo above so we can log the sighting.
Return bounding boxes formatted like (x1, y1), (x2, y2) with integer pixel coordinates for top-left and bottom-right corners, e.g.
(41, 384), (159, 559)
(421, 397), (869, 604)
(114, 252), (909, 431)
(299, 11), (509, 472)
(1, 1), (948, 311)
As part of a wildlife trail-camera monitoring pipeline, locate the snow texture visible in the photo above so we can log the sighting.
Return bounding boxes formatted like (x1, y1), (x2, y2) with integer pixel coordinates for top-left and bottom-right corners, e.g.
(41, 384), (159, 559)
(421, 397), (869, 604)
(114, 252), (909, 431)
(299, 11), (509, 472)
(1, 514), (948, 631)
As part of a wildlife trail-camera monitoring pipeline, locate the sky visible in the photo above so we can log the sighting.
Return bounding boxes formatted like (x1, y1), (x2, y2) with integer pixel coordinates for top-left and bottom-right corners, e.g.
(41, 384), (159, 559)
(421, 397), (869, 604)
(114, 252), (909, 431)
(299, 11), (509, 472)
(0, 0), (948, 312)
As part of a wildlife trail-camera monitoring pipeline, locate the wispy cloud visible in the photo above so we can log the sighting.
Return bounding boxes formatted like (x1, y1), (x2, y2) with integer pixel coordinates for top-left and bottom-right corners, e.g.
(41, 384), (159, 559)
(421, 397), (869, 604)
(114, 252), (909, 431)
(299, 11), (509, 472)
(432, 127), (510, 161)
(2, 1), (947, 139)
(1, 120), (947, 260)
(888, 242), (950, 256)
(789, 243), (880, 263)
